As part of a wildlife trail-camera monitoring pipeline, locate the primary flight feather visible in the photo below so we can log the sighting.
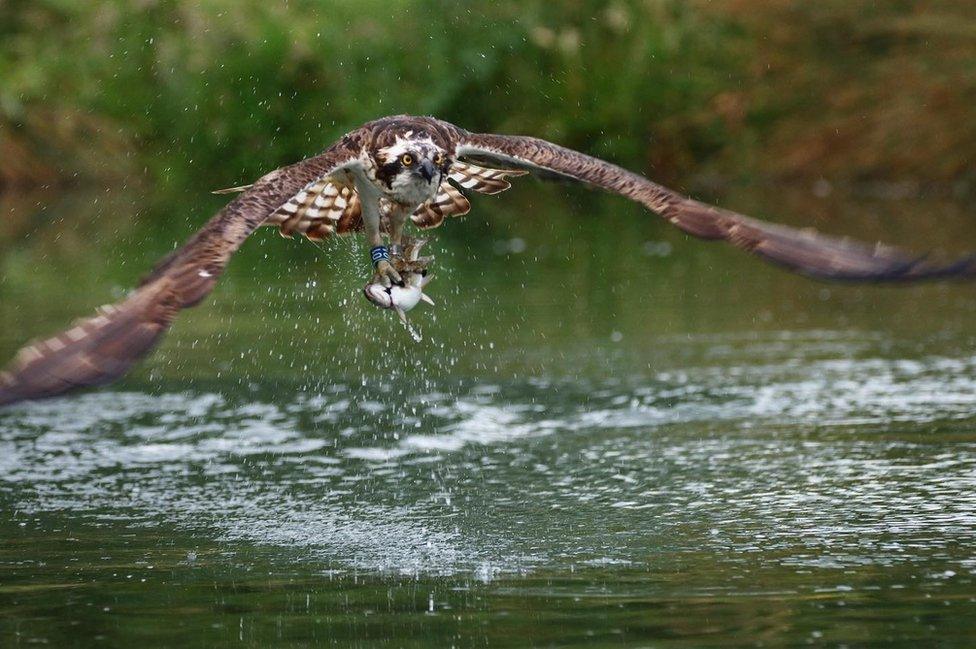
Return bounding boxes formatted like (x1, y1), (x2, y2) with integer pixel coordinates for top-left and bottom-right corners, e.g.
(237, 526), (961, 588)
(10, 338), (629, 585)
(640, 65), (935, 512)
(2, 114), (974, 406)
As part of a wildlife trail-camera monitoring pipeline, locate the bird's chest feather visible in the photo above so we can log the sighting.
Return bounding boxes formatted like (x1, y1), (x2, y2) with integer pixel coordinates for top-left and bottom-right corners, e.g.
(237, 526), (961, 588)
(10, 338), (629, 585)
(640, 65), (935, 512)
(390, 175), (438, 206)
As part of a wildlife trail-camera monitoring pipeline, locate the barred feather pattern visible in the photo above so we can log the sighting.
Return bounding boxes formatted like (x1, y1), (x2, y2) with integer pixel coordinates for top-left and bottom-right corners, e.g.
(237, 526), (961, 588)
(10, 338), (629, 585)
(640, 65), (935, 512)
(266, 155), (524, 238)
(333, 189), (364, 236)
(411, 181), (471, 228)
(269, 178), (353, 239)
(0, 287), (181, 402)
(448, 161), (527, 195)
(408, 161), (524, 229)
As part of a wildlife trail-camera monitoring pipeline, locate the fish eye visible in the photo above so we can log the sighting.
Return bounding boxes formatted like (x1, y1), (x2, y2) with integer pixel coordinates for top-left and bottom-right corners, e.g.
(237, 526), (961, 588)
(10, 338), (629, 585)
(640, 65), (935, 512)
(400, 153), (413, 166)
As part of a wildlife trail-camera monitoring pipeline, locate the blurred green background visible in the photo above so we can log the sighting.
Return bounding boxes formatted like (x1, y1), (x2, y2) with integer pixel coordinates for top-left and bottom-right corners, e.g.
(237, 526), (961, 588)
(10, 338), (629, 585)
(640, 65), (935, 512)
(3, 0), (976, 194)
(4, 5), (976, 647)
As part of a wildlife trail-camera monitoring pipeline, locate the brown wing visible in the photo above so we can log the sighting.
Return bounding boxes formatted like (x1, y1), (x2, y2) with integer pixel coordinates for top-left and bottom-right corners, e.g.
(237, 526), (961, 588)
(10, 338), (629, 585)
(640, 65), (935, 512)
(456, 134), (976, 282)
(214, 179), (362, 241)
(411, 181), (471, 229)
(0, 143), (364, 407)
(448, 161), (527, 195)
(268, 178), (357, 239)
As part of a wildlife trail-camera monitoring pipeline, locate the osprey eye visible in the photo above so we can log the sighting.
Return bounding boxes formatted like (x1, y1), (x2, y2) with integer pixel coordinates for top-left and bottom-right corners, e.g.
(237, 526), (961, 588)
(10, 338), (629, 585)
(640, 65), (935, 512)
(434, 153), (445, 166)
(400, 154), (413, 166)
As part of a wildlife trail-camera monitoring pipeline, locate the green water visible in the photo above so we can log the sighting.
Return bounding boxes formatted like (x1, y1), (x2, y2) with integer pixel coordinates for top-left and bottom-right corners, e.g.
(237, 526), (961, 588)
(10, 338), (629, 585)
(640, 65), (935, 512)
(2, 181), (976, 647)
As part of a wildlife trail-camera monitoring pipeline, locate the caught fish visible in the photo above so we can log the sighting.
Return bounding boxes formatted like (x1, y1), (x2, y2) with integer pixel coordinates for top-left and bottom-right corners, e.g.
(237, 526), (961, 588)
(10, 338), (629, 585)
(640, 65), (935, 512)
(363, 238), (435, 336)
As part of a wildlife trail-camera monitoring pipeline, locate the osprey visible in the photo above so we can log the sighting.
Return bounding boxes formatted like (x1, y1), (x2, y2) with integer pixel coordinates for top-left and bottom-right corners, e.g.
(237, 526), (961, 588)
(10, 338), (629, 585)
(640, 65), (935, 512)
(1, 114), (975, 406)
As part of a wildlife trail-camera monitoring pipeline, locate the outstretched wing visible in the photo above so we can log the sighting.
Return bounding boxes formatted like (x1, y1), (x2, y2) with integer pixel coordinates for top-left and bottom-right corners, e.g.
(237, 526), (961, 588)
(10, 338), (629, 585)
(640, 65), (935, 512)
(456, 133), (976, 282)
(0, 143), (363, 407)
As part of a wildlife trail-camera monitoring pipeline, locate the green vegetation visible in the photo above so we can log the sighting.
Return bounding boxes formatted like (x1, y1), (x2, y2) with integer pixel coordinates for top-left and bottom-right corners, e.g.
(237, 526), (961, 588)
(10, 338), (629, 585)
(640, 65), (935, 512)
(3, 0), (975, 193)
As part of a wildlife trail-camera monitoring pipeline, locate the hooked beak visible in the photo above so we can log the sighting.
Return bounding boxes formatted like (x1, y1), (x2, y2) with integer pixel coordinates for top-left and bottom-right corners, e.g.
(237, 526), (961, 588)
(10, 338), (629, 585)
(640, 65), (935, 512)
(418, 159), (436, 182)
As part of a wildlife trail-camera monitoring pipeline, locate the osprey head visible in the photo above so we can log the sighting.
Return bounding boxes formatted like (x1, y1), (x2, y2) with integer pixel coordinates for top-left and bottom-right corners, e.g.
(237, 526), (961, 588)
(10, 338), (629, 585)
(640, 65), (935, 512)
(372, 131), (451, 202)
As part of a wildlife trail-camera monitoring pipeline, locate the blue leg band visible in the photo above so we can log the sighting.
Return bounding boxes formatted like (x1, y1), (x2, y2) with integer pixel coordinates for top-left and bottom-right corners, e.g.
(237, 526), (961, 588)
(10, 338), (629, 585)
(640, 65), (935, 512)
(370, 245), (390, 267)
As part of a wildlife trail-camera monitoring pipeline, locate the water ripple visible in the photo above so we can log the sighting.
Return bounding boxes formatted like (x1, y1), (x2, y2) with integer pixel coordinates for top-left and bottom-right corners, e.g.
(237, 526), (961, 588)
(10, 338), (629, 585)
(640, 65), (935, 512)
(2, 335), (975, 576)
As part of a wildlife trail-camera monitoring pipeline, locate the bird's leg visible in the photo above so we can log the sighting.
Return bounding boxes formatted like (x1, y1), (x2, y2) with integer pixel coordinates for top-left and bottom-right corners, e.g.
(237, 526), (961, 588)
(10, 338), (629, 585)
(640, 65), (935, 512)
(357, 184), (401, 288)
(387, 209), (409, 258)
(366, 219), (401, 287)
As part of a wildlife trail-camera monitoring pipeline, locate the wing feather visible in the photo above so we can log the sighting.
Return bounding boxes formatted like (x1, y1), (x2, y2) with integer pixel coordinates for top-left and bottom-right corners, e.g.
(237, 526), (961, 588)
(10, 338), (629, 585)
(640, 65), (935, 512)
(411, 181), (471, 229)
(334, 188), (364, 235)
(456, 133), (976, 282)
(256, 177), (367, 241)
(448, 161), (527, 195)
(0, 143), (363, 406)
(407, 161), (524, 229)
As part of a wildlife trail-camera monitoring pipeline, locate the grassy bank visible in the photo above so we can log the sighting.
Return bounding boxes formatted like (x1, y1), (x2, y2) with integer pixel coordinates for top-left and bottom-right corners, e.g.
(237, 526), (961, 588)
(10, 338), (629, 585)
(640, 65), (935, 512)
(2, 0), (975, 193)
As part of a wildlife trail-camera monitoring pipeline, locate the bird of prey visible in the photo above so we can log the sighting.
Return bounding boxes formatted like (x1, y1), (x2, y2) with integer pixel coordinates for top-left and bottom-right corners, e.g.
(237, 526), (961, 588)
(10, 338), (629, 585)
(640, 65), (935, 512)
(1, 114), (974, 406)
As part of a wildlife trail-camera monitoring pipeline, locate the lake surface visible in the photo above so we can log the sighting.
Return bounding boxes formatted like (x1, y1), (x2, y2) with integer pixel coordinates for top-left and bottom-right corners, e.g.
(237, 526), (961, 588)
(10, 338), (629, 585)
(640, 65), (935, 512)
(2, 181), (976, 646)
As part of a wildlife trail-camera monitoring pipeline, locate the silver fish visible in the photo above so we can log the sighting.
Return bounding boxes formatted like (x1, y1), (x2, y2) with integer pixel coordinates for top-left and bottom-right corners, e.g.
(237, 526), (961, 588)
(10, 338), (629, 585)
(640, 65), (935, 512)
(363, 238), (435, 331)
